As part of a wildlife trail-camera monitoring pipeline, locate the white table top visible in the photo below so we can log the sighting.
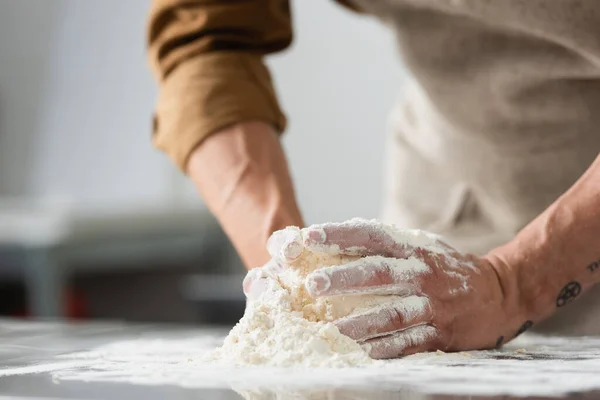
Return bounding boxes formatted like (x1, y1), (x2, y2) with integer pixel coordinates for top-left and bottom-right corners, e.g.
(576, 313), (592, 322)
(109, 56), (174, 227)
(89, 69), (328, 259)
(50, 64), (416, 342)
(0, 319), (599, 399)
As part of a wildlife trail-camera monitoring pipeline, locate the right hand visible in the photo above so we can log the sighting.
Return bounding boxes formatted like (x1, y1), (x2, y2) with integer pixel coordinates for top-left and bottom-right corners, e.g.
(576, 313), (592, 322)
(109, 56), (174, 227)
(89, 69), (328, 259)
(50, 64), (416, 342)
(249, 220), (525, 359)
(187, 121), (304, 268)
(299, 220), (519, 358)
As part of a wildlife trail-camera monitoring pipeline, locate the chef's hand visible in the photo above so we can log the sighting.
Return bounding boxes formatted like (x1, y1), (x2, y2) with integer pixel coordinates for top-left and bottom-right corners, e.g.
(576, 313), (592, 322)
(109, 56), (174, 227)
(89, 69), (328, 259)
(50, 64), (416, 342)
(301, 220), (524, 359)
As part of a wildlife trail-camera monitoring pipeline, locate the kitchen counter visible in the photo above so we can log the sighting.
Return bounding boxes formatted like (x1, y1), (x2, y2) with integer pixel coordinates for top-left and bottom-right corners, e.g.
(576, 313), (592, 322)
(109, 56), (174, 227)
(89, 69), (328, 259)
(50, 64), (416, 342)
(0, 319), (599, 400)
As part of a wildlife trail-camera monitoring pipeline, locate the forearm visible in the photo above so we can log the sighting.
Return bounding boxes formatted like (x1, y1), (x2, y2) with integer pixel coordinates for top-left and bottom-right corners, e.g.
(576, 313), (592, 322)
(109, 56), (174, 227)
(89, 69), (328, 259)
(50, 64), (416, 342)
(488, 154), (600, 323)
(188, 121), (304, 269)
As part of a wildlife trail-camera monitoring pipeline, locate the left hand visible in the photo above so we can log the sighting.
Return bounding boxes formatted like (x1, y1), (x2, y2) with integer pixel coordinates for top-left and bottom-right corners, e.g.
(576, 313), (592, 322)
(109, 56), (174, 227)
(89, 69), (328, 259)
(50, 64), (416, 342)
(295, 220), (522, 358)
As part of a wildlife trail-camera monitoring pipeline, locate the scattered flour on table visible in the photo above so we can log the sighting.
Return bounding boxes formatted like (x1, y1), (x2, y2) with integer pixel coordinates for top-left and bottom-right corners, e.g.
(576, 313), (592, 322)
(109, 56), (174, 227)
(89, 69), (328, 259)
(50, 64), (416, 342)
(7, 333), (600, 399)
(207, 218), (442, 367)
(2, 219), (600, 398)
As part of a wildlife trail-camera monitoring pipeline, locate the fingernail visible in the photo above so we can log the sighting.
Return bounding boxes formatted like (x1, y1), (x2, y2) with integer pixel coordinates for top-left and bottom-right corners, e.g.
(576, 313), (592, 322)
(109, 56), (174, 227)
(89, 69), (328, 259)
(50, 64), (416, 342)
(304, 227), (326, 245)
(282, 236), (303, 261)
(305, 271), (331, 296)
(267, 228), (303, 262)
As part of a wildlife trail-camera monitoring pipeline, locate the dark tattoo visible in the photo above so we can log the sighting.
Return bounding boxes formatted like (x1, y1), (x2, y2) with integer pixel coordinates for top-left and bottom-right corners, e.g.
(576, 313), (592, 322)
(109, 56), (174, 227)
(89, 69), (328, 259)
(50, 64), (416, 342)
(514, 321), (533, 338)
(495, 336), (504, 348)
(587, 260), (600, 273)
(556, 281), (582, 308)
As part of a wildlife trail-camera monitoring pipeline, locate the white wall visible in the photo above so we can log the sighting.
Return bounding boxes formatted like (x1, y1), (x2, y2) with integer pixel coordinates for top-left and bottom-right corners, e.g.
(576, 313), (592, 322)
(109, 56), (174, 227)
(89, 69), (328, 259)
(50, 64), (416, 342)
(273, 2), (405, 223)
(31, 0), (173, 207)
(0, 0), (406, 222)
(0, 1), (62, 196)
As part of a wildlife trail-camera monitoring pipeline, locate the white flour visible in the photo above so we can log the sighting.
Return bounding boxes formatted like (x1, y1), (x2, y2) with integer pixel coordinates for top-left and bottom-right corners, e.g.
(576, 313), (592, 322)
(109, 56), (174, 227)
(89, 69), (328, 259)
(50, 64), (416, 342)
(207, 220), (438, 367)
(13, 334), (600, 399)
(2, 323), (600, 399)
(207, 230), (371, 367)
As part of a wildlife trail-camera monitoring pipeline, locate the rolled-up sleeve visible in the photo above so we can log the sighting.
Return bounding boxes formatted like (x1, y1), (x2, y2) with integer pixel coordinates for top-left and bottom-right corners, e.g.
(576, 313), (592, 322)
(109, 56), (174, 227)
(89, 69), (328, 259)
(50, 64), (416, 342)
(147, 0), (292, 171)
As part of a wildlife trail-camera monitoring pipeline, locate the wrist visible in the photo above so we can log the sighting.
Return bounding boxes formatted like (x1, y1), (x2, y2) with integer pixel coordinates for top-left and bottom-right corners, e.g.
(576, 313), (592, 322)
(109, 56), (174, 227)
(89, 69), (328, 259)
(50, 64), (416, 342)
(487, 195), (600, 328)
(482, 251), (532, 332)
(217, 171), (304, 267)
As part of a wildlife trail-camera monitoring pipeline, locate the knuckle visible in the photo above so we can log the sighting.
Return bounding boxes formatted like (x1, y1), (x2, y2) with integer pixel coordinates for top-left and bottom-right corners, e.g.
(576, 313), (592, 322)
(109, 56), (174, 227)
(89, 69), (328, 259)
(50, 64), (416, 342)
(403, 331), (419, 349)
(384, 306), (406, 329)
(373, 259), (395, 285)
(335, 267), (352, 284)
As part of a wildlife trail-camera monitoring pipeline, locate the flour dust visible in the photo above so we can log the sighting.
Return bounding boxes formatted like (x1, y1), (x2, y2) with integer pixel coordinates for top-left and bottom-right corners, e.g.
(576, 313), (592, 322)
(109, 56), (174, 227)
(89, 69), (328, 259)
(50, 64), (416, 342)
(12, 334), (600, 399)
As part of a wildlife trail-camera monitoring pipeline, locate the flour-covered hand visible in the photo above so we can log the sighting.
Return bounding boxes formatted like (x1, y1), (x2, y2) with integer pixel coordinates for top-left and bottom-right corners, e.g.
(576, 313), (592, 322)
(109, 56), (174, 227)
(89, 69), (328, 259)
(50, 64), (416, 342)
(302, 219), (523, 359)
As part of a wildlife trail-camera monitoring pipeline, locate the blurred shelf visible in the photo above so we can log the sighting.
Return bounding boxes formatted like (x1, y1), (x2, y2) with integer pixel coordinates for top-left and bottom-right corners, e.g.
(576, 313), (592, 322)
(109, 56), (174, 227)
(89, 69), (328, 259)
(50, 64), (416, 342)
(0, 199), (216, 247)
(0, 200), (240, 319)
(180, 274), (246, 302)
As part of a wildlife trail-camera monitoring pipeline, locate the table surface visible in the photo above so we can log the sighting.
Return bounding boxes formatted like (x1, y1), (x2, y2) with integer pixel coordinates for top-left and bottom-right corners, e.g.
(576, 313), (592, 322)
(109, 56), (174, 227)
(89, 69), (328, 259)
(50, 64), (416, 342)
(1, 319), (600, 400)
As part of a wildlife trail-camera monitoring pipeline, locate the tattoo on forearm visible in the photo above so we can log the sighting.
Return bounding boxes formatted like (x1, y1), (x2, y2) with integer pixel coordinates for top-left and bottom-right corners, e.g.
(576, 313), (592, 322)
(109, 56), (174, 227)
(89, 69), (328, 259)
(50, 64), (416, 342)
(587, 260), (600, 273)
(514, 321), (533, 338)
(495, 336), (504, 348)
(556, 281), (582, 308)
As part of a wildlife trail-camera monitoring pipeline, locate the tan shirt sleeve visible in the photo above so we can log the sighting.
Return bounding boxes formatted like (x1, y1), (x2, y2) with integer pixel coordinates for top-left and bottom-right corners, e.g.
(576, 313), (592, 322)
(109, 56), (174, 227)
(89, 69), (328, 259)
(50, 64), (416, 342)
(147, 0), (292, 171)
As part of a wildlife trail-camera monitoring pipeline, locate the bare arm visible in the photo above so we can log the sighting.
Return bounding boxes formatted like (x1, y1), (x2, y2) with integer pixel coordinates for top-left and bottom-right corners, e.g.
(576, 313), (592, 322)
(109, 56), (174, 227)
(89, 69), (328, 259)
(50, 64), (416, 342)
(147, 1), (302, 267)
(188, 121), (304, 268)
(488, 153), (600, 324)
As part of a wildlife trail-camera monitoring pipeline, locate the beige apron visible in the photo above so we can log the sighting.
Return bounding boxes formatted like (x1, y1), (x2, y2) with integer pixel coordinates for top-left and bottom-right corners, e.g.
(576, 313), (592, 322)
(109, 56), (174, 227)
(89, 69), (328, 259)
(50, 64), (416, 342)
(351, 0), (600, 335)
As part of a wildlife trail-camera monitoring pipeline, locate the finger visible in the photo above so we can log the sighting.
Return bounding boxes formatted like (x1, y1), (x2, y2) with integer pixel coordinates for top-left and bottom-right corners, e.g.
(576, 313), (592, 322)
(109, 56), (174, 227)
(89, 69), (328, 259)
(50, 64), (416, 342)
(305, 256), (430, 297)
(267, 227), (304, 263)
(335, 296), (432, 342)
(362, 325), (440, 359)
(302, 219), (408, 258)
(302, 218), (444, 258)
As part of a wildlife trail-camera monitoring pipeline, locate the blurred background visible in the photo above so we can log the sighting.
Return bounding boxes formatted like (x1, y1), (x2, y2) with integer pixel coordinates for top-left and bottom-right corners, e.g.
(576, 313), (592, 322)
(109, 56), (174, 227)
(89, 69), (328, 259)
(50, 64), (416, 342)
(0, 1), (405, 326)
